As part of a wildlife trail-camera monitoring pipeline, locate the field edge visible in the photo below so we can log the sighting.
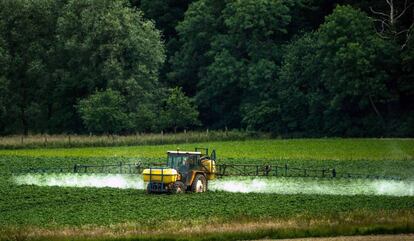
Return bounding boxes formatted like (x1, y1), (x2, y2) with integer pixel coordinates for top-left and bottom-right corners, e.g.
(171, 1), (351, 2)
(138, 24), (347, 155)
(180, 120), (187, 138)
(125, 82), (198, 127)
(2, 211), (414, 241)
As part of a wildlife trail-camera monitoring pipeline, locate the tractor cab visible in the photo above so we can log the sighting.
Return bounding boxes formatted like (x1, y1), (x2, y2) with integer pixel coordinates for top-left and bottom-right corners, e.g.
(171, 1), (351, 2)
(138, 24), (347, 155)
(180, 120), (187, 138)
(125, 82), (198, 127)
(143, 147), (216, 193)
(167, 151), (200, 180)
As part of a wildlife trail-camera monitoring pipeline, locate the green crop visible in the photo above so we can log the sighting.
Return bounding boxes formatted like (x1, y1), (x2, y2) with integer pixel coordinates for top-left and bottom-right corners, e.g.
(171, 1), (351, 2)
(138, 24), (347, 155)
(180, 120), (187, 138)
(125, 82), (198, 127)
(0, 138), (413, 161)
(0, 138), (414, 240)
(1, 183), (413, 228)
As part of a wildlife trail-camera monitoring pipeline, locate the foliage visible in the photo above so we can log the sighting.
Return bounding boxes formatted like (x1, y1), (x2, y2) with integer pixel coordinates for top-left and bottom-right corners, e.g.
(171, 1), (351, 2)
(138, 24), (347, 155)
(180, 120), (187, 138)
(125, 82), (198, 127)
(244, 5), (412, 136)
(0, 36), (9, 111)
(317, 5), (398, 136)
(77, 90), (129, 134)
(168, 1), (414, 136)
(132, 0), (192, 85)
(137, 0), (191, 42)
(0, 0), (165, 135)
(0, 0), (58, 134)
(161, 87), (199, 132)
(171, 0), (294, 128)
(0, 39), (9, 128)
(54, 0), (165, 133)
(168, 0), (224, 95)
(243, 32), (323, 134)
(0, 1), (413, 137)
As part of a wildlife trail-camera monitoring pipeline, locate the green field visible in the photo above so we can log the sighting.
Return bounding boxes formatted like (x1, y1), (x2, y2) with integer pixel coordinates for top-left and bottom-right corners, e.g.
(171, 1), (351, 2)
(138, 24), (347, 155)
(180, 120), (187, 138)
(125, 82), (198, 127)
(1, 139), (414, 240)
(1, 138), (413, 160)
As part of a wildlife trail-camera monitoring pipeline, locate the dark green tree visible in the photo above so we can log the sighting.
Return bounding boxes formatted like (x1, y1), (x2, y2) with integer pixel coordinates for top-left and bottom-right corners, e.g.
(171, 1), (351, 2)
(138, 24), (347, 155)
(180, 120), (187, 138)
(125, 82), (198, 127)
(138, 0), (191, 43)
(131, 0), (192, 86)
(397, 28), (414, 135)
(0, 38), (10, 133)
(318, 5), (398, 135)
(243, 32), (326, 135)
(53, 0), (165, 132)
(77, 89), (129, 134)
(172, 0), (293, 128)
(0, 0), (59, 135)
(162, 87), (199, 132)
(0, 0), (412, 137)
(168, 0), (225, 95)
(245, 5), (403, 136)
(127, 88), (168, 133)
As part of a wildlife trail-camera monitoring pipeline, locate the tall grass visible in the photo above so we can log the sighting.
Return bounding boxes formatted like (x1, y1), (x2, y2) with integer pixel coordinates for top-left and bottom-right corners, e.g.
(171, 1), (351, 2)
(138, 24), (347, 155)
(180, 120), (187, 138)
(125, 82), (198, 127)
(0, 130), (267, 149)
(2, 210), (413, 241)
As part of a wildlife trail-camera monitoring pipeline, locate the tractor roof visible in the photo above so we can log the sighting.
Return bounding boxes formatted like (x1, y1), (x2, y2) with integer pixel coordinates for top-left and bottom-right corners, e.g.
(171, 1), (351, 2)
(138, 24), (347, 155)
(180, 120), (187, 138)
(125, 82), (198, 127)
(167, 151), (201, 155)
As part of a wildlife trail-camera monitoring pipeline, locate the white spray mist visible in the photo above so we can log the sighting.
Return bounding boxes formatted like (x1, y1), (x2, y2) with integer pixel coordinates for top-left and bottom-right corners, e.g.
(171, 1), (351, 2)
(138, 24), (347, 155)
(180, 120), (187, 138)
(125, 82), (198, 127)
(209, 177), (414, 196)
(13, 174), (414, 196)
(14, 173), (144, 189)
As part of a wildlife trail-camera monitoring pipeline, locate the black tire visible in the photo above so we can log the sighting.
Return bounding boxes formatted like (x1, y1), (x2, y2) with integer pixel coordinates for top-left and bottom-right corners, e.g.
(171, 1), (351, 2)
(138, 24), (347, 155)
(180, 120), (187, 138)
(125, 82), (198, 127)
(146, 183), (152, 194)
(171, 181), (185, 194)
(191, 174), (207, 193)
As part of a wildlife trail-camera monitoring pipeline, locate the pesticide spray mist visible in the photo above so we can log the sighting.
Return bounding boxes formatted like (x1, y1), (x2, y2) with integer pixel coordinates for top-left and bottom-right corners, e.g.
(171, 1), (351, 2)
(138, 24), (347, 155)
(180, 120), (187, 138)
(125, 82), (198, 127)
(13, 174), (414, 197)
(14, 173), (145, 190)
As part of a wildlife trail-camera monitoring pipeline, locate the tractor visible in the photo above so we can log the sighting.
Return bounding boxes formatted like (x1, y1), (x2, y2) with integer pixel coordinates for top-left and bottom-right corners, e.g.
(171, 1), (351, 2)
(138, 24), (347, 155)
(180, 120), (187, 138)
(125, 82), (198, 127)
(142, 148), (216, 193)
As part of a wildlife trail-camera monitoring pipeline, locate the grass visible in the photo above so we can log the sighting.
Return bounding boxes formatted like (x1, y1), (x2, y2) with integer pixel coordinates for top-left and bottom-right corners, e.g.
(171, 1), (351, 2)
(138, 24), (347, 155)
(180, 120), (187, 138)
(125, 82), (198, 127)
(1, 138), (413, 161)
(2, 211), (414, 241)
(0, 138), (413, 240)
(0, 130), (266, 149)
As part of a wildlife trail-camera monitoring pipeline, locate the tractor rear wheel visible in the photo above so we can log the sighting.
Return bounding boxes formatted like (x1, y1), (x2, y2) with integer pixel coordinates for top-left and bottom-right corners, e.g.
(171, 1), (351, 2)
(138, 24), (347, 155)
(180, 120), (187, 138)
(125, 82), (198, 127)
(171, 181), (185, 194)
(191, 174), (207, 193)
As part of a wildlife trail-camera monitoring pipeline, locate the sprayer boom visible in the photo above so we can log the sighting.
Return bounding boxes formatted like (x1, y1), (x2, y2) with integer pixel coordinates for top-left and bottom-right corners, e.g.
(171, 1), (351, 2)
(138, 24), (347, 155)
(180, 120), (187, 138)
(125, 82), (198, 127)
(15, 162), (401, 181)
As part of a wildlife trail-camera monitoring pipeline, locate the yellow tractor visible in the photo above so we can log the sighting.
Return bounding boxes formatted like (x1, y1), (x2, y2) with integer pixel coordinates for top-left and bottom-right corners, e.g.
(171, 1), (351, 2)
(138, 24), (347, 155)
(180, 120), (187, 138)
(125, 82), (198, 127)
(142, 148), (216, 193)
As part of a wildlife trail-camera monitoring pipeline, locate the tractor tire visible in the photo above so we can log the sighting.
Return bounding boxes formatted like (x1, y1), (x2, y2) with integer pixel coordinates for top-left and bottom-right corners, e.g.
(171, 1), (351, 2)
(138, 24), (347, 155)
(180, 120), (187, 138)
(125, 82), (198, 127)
(171, 181), (185, 194)
(146, 183), (152, 194)
(191, 174), (207, 193)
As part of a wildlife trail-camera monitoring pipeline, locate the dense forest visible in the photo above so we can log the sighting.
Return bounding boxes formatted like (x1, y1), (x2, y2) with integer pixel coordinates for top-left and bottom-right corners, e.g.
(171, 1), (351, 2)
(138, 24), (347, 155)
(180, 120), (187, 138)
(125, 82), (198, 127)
(0, 0), (413, 136)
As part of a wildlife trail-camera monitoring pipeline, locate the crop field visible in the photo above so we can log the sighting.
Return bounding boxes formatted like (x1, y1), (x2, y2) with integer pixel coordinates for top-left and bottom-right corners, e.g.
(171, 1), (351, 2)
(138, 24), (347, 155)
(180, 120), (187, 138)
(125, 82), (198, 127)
(1, 138), (414, 240)
(1, 138), (413, 160)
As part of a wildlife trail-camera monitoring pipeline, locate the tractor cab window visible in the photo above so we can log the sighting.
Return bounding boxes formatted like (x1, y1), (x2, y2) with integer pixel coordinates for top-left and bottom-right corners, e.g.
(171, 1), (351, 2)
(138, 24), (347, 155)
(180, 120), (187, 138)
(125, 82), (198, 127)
(187, 155), (198, 167)
(168, 154), (188, 170)
(167, 153), (201, 172)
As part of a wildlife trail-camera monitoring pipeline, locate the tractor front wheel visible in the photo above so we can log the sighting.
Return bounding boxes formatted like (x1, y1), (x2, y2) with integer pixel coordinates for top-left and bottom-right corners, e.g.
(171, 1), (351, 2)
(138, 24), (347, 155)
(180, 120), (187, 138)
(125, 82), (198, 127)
(191, 174), (207, 193)
(171, 181), (185, 194)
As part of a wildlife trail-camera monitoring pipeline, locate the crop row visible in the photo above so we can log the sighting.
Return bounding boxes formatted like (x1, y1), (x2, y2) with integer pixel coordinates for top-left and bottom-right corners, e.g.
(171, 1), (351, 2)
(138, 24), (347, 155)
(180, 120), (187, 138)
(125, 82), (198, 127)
(0, 138), (413, 161)
(0, 154), (414, 228)
(1, 177), (414, 228)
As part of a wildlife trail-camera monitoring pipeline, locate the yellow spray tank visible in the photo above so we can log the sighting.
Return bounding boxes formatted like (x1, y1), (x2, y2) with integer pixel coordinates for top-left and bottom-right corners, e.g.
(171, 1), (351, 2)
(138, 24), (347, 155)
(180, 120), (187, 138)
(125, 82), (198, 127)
(142, 168), (178, 183)
(201, 159), (216, 180)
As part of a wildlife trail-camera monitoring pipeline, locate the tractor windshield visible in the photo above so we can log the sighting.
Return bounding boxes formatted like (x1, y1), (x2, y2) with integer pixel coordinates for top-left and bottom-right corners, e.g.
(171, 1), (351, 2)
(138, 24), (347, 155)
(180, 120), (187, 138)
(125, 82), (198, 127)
(167, 154), (188, 170)
(167, 153), (199, 173)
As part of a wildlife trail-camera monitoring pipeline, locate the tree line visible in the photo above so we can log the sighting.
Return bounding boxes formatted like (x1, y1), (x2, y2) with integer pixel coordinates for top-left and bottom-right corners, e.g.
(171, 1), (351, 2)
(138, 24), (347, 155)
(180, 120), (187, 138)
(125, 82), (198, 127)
(0, 0), (413, 136)
(0, 0), (197, 135)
